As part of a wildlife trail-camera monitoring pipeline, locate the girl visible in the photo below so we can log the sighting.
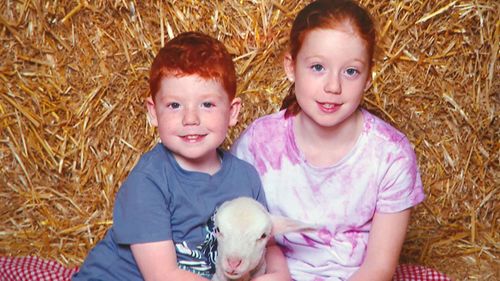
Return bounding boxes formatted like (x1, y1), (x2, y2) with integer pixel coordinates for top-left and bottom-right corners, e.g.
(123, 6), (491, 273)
(231, 0), (425, 280)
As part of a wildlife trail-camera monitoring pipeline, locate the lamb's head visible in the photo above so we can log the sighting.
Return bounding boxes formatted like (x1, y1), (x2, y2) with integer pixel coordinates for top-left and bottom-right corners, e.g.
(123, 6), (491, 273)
(213, 197), (314, 280)
(214, 197), (271, 280)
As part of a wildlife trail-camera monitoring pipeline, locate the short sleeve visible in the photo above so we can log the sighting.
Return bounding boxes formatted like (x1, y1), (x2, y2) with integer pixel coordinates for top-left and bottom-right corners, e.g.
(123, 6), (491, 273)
(231, 133), (268, 209)
(113, 171), (172, 244)
(231, 125), (256, 166)
(248, 164), (268, 209)
(376, 137), (425, 213)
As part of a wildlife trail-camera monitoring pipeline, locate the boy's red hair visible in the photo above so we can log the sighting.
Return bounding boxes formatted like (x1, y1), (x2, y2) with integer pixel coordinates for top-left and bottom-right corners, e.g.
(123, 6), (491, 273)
(149, 32), (236, 100)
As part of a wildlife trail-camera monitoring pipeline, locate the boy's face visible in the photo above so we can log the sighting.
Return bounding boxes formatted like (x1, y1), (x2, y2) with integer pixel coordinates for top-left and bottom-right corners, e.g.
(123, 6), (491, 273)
(147, 74), (241, 173)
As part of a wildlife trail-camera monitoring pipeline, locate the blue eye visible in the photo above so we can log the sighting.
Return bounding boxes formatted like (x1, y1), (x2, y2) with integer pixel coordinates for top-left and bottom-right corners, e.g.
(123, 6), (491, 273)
(202, 102), (214, 108)
(345, 68), (359, 77)
(311, 64), (325, 72)
(168, 102), (180, 109)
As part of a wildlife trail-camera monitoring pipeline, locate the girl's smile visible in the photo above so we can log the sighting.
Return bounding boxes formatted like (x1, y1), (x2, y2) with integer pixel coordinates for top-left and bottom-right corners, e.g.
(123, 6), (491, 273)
(317, 102), (342, 113)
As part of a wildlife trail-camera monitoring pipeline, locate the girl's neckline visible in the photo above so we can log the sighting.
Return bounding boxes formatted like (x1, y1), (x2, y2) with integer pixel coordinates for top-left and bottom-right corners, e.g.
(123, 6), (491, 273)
(286, 109), (369, 170)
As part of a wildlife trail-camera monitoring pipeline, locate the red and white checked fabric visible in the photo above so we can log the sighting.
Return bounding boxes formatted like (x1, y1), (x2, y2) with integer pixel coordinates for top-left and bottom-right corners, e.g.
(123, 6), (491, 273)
(0, 256), (451, 281)
(393, 264), (452, 281)
(0, 256), (78, 281)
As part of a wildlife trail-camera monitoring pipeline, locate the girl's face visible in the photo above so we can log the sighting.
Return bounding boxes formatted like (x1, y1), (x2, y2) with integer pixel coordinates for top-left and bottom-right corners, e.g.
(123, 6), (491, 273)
(284, 28), (371, 130)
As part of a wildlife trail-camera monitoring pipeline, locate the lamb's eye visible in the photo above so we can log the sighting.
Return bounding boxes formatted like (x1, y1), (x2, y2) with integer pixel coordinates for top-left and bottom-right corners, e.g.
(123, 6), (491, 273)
(258, 233), (267, 240)
(214, 227), (223, 237)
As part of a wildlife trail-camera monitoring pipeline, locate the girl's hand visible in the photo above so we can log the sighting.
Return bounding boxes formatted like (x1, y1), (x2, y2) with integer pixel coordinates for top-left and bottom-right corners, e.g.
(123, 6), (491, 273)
(348, 209), (411, 281)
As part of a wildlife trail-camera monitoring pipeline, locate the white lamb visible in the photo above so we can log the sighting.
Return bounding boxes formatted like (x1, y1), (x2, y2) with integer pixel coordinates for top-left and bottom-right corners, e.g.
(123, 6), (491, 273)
(212, 197), (314, 281)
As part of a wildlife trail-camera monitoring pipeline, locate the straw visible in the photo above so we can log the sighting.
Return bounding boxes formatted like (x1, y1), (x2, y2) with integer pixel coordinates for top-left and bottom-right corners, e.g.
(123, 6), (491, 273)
(0, 0), (498, 279)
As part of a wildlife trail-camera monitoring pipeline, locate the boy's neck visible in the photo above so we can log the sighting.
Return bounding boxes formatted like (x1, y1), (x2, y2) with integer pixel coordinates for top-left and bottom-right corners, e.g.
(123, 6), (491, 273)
(173, 150), (222, 175)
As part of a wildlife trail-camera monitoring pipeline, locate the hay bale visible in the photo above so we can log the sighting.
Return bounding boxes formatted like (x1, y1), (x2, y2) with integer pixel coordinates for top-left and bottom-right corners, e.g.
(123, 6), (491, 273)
(0, 0), (498, 279)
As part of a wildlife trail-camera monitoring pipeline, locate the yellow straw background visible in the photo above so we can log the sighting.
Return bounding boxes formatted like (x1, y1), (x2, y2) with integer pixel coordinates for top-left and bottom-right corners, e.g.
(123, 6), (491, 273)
(0, 1), (498, 279)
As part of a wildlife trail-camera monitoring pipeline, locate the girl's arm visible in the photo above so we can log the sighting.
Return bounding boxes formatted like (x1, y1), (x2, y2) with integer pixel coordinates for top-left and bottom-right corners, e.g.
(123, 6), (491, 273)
(131, 240), (210, 281)
(252, 238), (291, 281)
(348, 209), (411, 281)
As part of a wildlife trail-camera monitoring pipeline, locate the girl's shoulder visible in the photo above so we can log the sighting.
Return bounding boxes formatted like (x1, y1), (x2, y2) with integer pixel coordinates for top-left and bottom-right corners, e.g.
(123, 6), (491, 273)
(247, 109), (287, 129)
(241, 110), (289, 141)
(246, 110), (290, 134)
(362, 109), (409, 146)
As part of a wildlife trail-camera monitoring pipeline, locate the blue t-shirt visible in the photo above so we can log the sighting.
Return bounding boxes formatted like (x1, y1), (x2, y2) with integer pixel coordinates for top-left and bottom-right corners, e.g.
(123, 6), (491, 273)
(73, 143), (266, 280)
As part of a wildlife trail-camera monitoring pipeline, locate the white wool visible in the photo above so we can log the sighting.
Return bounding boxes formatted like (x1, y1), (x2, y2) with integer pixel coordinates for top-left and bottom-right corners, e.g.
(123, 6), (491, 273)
(212, 197), (313, 281)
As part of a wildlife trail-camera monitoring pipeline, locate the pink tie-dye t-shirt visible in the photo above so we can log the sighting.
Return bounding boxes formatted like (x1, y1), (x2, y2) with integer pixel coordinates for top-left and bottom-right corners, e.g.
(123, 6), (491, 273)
(231, 109), (425, 281)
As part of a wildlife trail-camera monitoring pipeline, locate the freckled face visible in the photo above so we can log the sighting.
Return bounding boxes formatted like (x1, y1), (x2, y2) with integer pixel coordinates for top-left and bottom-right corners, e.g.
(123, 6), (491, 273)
(285, 28), (371, 130)
(147, 75), (240, 172)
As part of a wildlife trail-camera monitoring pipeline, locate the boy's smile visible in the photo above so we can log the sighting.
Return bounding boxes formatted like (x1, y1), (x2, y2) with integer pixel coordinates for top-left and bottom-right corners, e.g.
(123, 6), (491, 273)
(147, 74), (241, 174)
(181, 134), (207, 143)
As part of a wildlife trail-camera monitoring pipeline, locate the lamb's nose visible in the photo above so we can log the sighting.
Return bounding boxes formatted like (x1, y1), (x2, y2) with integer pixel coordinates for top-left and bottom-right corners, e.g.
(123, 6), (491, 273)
(227, 257), (242, 270)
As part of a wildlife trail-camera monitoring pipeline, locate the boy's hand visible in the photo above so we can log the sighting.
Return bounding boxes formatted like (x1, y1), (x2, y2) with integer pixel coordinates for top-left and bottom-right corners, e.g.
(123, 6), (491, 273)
(131, 240), (210, 281)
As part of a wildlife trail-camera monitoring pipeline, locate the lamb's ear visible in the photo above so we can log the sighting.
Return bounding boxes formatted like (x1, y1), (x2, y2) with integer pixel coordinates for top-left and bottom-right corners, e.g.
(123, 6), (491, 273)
(270, 215), (317, 235)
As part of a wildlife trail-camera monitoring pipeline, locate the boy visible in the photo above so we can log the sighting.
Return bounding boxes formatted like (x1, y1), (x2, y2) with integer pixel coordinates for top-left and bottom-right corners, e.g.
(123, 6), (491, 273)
(72, 32), (289, 281)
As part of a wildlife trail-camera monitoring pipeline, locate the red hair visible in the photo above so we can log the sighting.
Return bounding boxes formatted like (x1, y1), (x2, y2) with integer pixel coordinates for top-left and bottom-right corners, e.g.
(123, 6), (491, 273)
(149, 32), (236, 100)
(281, 0), (376, 118)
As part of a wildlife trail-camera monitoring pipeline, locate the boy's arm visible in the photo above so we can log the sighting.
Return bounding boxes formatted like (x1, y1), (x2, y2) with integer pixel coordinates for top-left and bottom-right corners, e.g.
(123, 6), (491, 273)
(348, 209), (411, 281)
(251, 238), (291, 281)
(131, 240), (210, 281)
